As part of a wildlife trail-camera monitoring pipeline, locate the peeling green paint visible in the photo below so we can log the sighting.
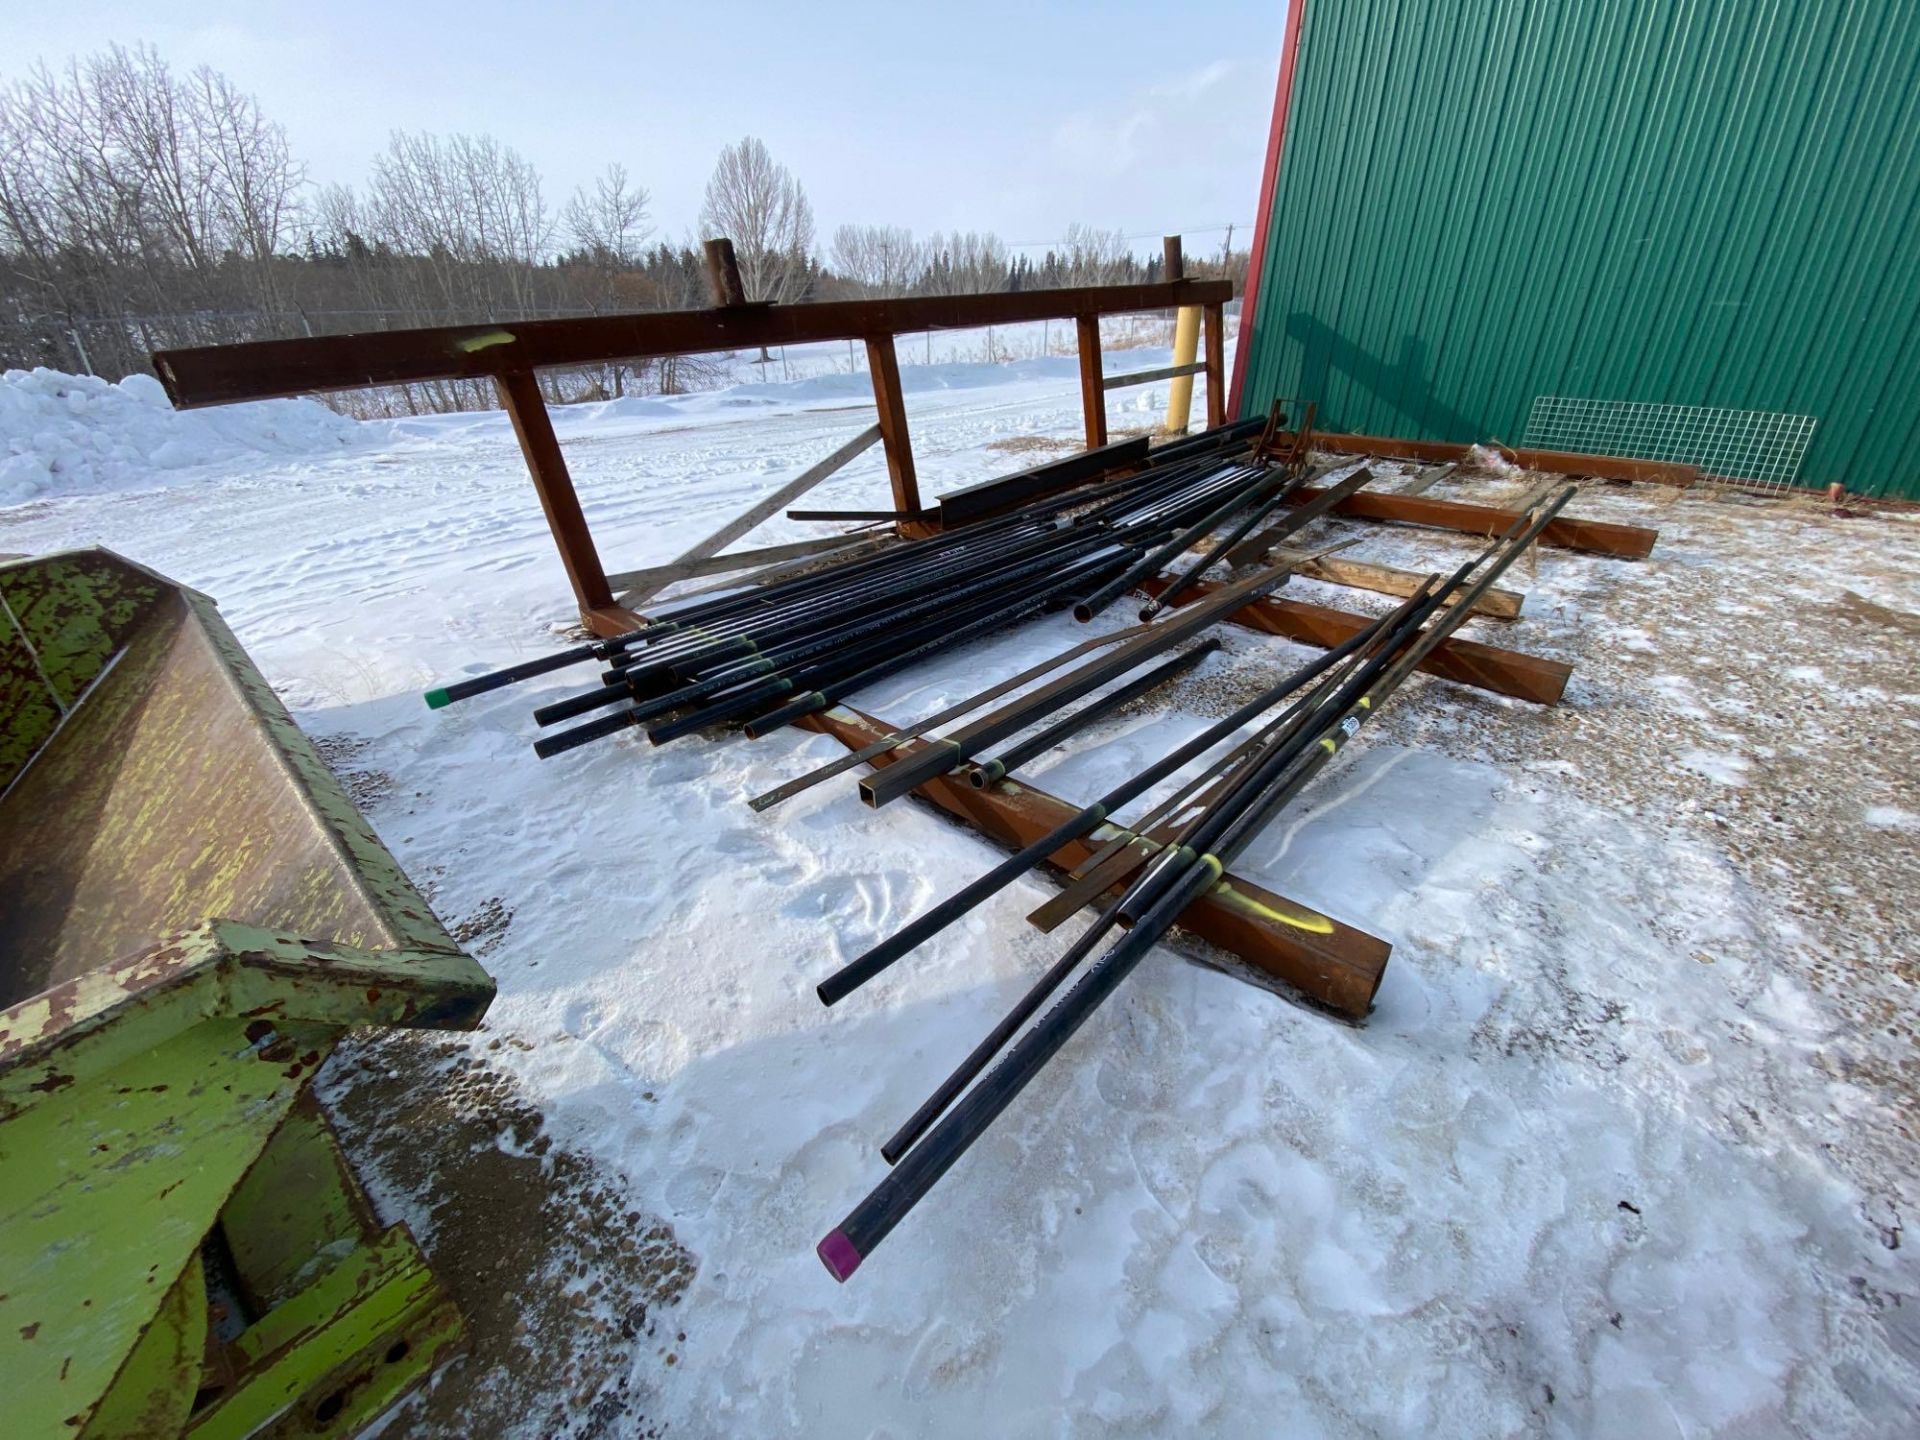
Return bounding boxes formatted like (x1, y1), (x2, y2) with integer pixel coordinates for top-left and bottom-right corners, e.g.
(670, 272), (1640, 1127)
(0, 549), (495, 1437)
(454, 328), (515, 353)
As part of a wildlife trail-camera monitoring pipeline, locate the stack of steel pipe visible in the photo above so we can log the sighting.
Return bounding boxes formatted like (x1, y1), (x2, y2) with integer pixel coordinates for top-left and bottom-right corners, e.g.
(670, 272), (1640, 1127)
(813, 485), (1576, 1281)
(422, 418), (1309, 761)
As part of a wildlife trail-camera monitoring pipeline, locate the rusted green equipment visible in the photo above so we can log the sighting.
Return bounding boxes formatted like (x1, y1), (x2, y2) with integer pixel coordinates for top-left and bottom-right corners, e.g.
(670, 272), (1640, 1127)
(0, 549), (495, 1438)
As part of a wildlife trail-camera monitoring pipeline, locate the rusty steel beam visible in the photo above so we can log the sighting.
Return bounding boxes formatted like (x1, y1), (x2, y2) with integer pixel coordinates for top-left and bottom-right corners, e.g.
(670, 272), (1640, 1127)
(865, 335), (921, 522)
(786, 508), (926, 524)
(494, 370), (639, 630)
(1102, 361), (1207, 392)
(1136, 575), (1570, 705)
(703, 237), (749, 308)
(934, 437), (1152, 528)
(1316, 433), (1697, 487)
(1283, 482), (1658, 560)
(624, 424), (886, 606)
(153, 280), (1232, 408)
(1203, 303), (1226, 429)
(795, 706), (1392, 1018)
(1075, 315), (1107, 449)
(1268, 546), (1525, 620)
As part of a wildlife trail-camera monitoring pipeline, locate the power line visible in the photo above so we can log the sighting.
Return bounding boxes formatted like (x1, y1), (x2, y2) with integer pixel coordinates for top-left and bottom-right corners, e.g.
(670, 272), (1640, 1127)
(1002, 222), (1251, 251)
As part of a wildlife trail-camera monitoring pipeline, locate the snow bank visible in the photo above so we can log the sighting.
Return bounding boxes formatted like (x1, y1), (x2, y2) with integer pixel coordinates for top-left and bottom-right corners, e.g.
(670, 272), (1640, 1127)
(0, 367), (368, 504)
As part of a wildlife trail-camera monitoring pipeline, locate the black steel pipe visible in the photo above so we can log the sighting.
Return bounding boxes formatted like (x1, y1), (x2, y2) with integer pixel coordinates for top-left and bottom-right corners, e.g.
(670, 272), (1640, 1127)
(817, 520), (1589, 1272)
(429, 418), (1268, 712)
(859, 562), (1294, 809)
(641, 545), (1136, 746)
(656, 521), (1094, 676)
(530, 701), (645, 759)
(1104, 463), (1261, 532)
(601, 507), (1071, 677)
(745, 620), (1160, 813)
(1169, 497), (1577, 907)
(439, 518), (1002, 710)
(812, 611), (1394, 1010)
(604, 517), (1073, 685)
(1136, 464), (1323, 620)
(850, 591), (1434, 1156)
(1116, 587), (1446, 922)
(423, 641), (610, 710)
(967, 640), (1219, 789)
(817, 854), (1220, 1282)
(878, 883), (1135, 1164)
(1073, 454), (1233, 527)
(737, 548), (1147, 741)
(1070, 465), (1272, 622)
(1030, 580), (1434, 934)
(540, 526), (1121, 730)
(739, 555), (1129, 741)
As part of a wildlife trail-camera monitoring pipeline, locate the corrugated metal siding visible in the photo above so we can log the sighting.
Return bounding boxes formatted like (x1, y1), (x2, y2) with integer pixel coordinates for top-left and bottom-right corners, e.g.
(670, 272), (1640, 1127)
(1239, 0), (1920, 497)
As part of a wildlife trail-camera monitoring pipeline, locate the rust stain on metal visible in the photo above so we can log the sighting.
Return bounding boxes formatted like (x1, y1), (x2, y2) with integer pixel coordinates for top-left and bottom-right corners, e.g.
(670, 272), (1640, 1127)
(1137, 575), (1572, 706)
(1314, 432), (1697, 488)
(1281, 482), (1658, 559)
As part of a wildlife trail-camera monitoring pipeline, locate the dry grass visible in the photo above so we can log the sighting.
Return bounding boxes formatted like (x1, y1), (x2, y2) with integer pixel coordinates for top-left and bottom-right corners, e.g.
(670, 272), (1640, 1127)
(987, 434), (1078, 456)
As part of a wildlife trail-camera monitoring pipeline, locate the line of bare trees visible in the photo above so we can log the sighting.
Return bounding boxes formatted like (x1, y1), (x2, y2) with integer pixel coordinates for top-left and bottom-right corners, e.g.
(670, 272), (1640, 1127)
(0, 44), (1247, 411)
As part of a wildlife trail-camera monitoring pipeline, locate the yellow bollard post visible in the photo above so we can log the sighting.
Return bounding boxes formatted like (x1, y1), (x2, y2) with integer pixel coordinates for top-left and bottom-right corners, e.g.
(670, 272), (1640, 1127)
(1164, 303), (1201, 434)
(1161, 235), (1199, 434)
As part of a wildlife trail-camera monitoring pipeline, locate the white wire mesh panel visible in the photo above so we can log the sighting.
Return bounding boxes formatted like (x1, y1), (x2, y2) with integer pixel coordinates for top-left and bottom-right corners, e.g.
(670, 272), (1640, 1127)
(1522, 396), (1817, 490)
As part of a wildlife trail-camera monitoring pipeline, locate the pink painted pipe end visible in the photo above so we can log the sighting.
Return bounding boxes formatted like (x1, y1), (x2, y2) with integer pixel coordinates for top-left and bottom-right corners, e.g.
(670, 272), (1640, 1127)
(817, 1229), (863, 1283)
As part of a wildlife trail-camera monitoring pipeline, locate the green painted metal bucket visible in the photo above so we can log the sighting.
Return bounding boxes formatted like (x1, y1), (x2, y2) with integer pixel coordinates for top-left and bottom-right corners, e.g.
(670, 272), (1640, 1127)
(0, 549), (495, 1438)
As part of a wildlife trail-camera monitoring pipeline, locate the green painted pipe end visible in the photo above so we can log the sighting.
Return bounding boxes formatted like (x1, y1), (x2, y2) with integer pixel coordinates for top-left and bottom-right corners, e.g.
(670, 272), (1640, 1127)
(423, 687), (452, 710)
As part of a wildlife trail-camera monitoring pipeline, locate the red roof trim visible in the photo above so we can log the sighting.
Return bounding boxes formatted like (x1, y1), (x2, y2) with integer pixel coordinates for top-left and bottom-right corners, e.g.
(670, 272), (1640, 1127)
(1228, 0), (1310, 418)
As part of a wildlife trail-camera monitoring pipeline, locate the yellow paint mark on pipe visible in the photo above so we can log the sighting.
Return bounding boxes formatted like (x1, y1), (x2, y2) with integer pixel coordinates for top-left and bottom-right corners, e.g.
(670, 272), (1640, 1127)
(1213, 881), (1337, 934)
(457, 329), (516, 353)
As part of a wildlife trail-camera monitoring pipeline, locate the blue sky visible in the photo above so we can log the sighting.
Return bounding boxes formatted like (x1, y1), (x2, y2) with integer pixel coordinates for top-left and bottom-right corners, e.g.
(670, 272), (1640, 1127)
(1, 0), (1286, 255)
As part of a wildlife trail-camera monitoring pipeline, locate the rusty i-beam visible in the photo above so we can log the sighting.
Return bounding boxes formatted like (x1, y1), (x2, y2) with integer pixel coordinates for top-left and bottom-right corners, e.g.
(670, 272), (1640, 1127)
(1136, 575), (1571, 706)
(1282, 481), (1659, 560)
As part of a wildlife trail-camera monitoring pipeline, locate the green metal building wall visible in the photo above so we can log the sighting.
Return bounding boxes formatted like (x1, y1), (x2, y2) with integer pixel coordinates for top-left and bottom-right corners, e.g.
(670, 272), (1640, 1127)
(1235, 0), (1920, 497)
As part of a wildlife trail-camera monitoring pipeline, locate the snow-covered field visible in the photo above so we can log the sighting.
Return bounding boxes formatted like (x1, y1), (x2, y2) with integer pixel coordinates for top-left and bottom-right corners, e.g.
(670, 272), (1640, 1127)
(4, 354), (1918, 1438)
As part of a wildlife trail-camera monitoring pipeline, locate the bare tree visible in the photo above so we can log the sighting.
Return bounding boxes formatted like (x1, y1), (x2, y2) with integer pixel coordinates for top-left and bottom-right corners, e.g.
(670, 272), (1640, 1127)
(0, 71), (83, 368)
(919, 230), (1010, 295)
(5, 40), (1170, 412)
(698, 136), (815, 303)
(312, 182), (365, 251)
(366, 130), (553, 317)
(828, 223), (918, 297)
(1060, 223), (1129, 286)
(188, 65), (304, 310)
(561, 164), (653, 394)
(565, 162), (651, 268)
(0, 44), (304, 373)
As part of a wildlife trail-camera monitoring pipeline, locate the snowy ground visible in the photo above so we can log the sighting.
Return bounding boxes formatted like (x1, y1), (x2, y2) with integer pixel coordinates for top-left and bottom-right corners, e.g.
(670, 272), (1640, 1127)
(4, 354), (1918, 1438)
